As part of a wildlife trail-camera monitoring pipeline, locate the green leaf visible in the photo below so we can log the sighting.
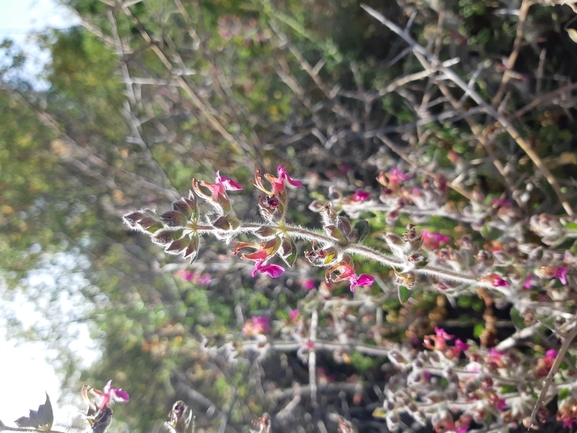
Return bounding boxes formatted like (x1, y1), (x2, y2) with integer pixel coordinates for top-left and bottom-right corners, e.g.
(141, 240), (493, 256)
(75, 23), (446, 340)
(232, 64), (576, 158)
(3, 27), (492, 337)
(398, 285), (411, 303)
(510, 307), (526, 329)
(353, 220), (370, 242)
(500, 384), (517, 394)
(473, 323), (484, 338)
(14, 393), (54, 431)
(559, 387), (570, 401)
(564, 221), (577, 231)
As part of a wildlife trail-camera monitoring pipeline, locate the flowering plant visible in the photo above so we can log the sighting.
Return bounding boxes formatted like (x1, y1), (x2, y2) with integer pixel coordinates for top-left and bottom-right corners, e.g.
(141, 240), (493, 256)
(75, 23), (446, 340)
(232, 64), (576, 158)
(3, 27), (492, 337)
(121, 158), (577, 431)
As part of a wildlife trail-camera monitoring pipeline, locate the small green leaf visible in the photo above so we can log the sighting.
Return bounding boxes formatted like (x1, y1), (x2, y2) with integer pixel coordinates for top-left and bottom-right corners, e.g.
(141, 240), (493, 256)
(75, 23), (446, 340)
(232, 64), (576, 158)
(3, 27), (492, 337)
(559, 387), (570, 401)
(398, 285), (411, 303)
(353, 220), (370, 242)
(372, 408), (387, 419)
(473, 323), (484, 338)
(501, 384), (517, 394)
(510, 307), (526, 329)
(564, 221), (577, 231)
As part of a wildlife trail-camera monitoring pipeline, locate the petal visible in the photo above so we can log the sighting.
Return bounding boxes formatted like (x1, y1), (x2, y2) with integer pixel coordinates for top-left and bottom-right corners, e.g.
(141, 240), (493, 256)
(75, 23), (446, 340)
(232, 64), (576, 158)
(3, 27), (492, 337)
(111, 388), (130, 402)
(216, 171), (243, 191)
(356, 274), (375, 287)
(556, 267), (568, 285)
(257, 263), (285, 278)
(277, 165), (302, 187)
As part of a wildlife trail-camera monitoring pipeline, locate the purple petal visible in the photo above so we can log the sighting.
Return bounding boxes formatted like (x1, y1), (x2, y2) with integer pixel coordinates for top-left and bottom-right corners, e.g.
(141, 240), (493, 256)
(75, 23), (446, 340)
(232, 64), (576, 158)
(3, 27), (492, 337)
(257, 263), (285, 278)
(556, 267), (568, 285)
(216, 171), (243, 190)
(352, 190), (370, 202)
(356, 274), (375, 287)
(277, 165), (303, 187)
(111, 388), (130, 402)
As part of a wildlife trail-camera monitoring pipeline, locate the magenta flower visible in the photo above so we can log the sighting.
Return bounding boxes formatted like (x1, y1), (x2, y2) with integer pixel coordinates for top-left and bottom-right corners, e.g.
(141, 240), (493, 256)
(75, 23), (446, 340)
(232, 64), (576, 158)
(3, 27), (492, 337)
(563, 418), (577, 429)
(556, 267), (569, 285)
(90, 381), (130, 410)
(325, 258), (375, 292)
(492, 198), (511, 208)
(523, 273), (534, 289)
(179, 270), (195, 281)
(234, 239), (285, 279)
(253, 165), (302, 196)
(421, 230), (451, 250)
(193, 171), (242, 203)
(535, 265), (569, 285)
(243, 316), (270, 336)
(253, 261), (285, 278)
(434, 327), (454, 340)
(455, 339), (469, 352)
(289, 309), (301, 322)
(350, 190), (370, 202)
(302, 279), (316, 290)
(480, 274), (510, 288)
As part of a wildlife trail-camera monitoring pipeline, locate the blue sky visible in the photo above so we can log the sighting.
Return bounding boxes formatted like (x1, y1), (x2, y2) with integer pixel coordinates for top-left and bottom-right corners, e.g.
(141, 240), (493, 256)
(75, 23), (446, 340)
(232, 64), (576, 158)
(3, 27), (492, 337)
(0, 0), (79, 88)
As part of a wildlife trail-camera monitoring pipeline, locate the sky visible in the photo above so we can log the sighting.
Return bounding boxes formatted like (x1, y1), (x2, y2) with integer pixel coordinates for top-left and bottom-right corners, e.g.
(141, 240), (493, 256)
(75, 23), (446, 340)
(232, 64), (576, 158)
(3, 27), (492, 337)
(0, 0), (85, 424)
(0, 0), (79, 89)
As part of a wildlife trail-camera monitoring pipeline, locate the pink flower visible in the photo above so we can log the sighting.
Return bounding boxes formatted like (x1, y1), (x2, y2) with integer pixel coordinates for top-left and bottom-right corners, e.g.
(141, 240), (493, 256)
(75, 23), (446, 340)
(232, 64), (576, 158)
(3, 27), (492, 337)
(421, 230), (451, 250)
(193, 171), (242, 202)
(535, 265), (569, 285)
(455, 339), (469, 353)
(557, 267), (569, 285)
(289, 309), (301, 322)
(253, 261), (285, 278)
(351, 190), (370, 202)
(302, 279), (316, 290)
(492, 198), (511, 208)
(179, 270), (195, 281)
(253, 165), (302, 196)
(563, 418), (577, 429)
(479, 274), (510, 288)
(523, 273), (534, 289)
(233, 239), (285, 279)
(88, 380), (130, 410)
(434, 327), (454, 340)
(325, 258), (375, 292)
(243, 316), (270, 336)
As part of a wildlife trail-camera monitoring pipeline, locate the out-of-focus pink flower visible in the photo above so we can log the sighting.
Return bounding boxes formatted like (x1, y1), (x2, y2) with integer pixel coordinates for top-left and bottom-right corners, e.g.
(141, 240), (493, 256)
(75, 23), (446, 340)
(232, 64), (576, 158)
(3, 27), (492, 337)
(88, 380), (130, 410)
(377, 168), (411, 189)
(536, 349), (558, 377)
(326, 259), (375, 292)
(523, 273), (534, 289)
(492, 198), (511, 208)
(350, 190), (370, 202)
(421, 230), (451, 250)
(179, 270), (195, 281)
(289, 309), (301, 322)
(535, 265), (569, 285)
(242, 316), (270, 337)
(479, 274), (510, 288)
(434, 327), (454, 340)
(557, 267), (569, 285)
(198, 274), (212, 285)
(302, 279), (316, 290)
(563, 418), (577, 429)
